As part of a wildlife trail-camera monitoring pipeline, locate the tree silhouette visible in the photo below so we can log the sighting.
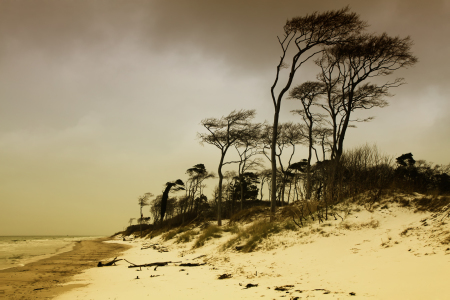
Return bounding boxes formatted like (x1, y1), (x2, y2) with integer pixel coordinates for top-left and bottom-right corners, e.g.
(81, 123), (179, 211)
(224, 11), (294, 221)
(269, 7), (367, 219)
(198, 109), (256, 225)
(161, 179), (184, 223)
(290, 81), (327, 199)
(138, 192), (153, 237)
(316, 33), (417, 161)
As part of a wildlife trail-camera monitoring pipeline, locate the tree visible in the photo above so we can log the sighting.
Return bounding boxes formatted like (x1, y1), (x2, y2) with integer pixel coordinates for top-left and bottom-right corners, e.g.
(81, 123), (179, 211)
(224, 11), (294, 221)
(233, 123), (263, 210)
(160, 179), (184, 223)
(262, 122), (305, 204)
(229, 172), (260, 205)
(128, 218), (135, 227)
(269, 7), (367, 219)
(185, 164), (214, 216)
(257, 169), (272, 201)
(290, 81), (327, 199)
(316, 33), (418, 161)
(138, 192), (153, 237)
(198, 109), (256, 225)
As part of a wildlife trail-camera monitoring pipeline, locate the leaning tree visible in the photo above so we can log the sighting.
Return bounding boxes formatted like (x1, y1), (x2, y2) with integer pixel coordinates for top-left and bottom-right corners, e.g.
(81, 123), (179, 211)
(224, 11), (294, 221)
(160, 179), (185, 224)
(269, 7), (367, 219)
(316, 33), (418, 161)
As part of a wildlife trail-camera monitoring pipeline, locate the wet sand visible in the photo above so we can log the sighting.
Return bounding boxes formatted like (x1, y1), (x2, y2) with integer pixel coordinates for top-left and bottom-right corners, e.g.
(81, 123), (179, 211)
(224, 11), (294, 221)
(0, 237), (131, 299)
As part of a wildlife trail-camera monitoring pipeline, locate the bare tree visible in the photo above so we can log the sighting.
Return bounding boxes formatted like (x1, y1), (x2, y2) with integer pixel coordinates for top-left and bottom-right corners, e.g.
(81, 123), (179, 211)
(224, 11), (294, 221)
(257, 169), (272, 201)
(262, 122), (305, 204)
(184, 164), (214, 218)
(290, 81), (327, 199)
(269, 7), (367, 219)
(138, 192), (153, 237)
(234, 123), (263, 210)
(198, 109), (256, 225)
(316, 32), (418, 161)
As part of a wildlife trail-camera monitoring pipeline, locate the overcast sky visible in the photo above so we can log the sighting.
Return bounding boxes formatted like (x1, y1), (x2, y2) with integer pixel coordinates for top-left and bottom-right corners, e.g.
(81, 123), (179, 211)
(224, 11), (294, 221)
(1, 0), (449, 235)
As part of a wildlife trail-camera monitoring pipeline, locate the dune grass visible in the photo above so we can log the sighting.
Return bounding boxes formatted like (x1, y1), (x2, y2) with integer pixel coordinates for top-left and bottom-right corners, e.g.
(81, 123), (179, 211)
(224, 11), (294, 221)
(162, 227), (189, 241)
(221, 220), (282, 253)
(176, 230), (197, 243)
(192, 225), (223, 248)
(339, 219), (380, 230)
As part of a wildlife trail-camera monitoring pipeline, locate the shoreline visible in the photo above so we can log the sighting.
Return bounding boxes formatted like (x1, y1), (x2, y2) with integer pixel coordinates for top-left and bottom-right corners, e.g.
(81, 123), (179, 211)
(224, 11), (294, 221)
(0, 237), (95, 271)
(0, 237), (131, 299)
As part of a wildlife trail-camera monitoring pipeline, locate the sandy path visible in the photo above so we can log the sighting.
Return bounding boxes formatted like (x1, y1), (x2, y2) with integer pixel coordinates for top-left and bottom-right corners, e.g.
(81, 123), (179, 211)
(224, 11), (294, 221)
(0, 238), (131, 299)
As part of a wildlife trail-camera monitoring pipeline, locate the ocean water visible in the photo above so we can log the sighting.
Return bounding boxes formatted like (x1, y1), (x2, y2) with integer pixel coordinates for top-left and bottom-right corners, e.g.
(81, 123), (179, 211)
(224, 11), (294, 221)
(0, 236), (102, 270)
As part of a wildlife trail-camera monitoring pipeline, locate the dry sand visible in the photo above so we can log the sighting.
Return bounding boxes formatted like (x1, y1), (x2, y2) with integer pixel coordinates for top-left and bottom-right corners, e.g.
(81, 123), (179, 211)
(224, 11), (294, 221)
(15, 197), (450, 299)
(0, 238), (131, 299)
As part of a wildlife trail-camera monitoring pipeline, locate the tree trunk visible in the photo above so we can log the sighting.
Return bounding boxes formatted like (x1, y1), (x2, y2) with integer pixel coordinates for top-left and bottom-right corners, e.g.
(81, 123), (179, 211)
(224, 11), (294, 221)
(270, 104), (281, 220)
(217, 152), (225, 226)
(240, 174), (244, 210)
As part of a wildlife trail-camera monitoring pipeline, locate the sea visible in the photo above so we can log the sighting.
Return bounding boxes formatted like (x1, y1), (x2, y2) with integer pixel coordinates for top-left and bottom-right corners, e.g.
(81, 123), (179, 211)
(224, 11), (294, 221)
(0, 236), (102, 270)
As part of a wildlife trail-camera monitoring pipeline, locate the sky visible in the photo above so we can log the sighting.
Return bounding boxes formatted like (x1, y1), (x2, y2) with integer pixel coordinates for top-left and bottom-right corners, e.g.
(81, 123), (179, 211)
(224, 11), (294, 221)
(1, 0), (449, 235)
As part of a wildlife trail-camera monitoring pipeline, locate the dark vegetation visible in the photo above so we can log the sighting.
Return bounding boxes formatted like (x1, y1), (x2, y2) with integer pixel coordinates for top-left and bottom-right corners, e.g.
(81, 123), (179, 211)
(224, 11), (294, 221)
(117, 7), (449, 241)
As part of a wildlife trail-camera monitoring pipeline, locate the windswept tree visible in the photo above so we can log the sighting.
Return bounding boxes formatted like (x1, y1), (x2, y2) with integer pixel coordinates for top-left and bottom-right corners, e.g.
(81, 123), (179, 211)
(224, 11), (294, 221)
(198, 109), (256, 225)
(290, 81), (327, 199)
(138, 192), (153, 237)
(233, 123), (263, 210)
(269, 7), (367, 218)
(316, 33), (418, 161)
(160, 179), (185, 223)
(262, 122), (305, 204)
(185, 164), (214, 215)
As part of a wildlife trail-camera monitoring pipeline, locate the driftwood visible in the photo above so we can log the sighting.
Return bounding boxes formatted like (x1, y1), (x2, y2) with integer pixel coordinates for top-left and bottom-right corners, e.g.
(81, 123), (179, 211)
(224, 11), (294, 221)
(97, 257), (122, 267)
(218, 274), (232, 279)
(274, 285), (294, 291)
(178, 263), (206, 267)
(244, 283), (258, 289)
(127, 261), (181, 269)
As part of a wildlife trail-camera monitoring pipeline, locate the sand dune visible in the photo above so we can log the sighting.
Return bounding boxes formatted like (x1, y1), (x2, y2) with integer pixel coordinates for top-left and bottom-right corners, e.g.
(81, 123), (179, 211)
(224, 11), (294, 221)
(53, 195), (450, 299)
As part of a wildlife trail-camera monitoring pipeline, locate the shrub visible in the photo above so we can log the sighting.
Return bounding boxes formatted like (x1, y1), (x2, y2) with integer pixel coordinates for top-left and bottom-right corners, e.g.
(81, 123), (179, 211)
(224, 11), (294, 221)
(193, 225), (222, 248)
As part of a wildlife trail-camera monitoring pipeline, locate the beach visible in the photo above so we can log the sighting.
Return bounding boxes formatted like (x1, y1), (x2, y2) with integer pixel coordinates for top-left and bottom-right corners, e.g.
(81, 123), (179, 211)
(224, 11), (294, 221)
(51, 199), (450, 299)
(0, 238), (131, 299)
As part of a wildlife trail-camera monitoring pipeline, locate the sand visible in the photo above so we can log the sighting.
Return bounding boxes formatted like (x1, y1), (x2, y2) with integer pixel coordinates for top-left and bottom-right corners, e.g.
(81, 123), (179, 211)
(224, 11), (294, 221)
(0, 238), (131, 299)
(11, 197), (450, 299)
